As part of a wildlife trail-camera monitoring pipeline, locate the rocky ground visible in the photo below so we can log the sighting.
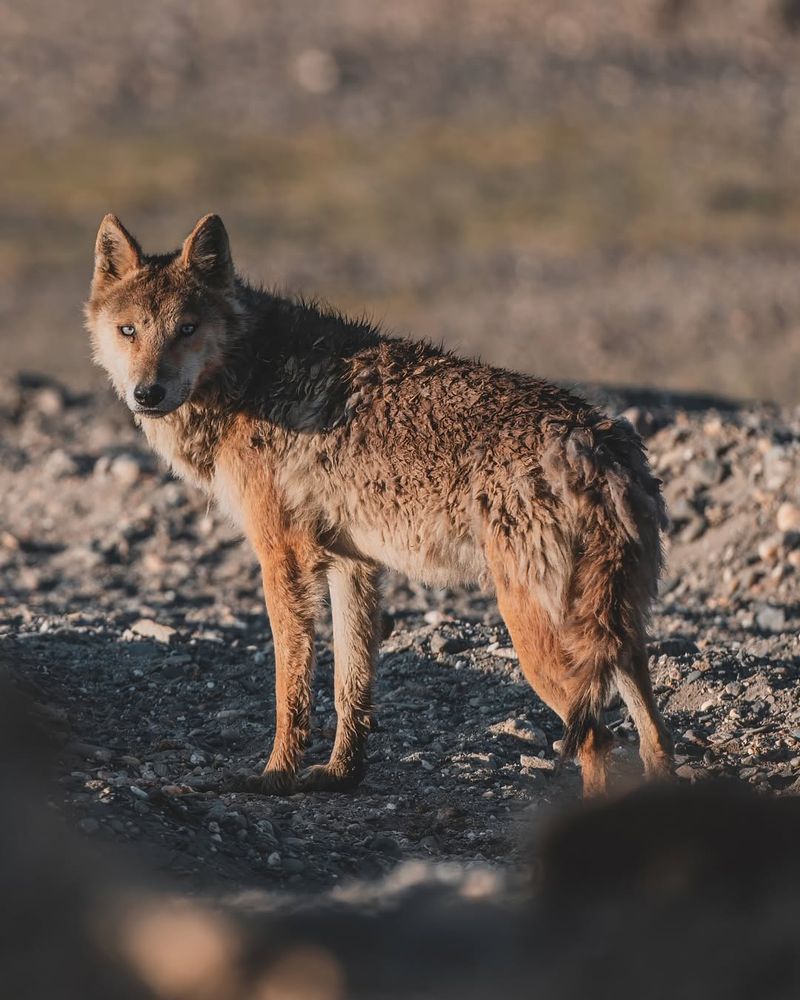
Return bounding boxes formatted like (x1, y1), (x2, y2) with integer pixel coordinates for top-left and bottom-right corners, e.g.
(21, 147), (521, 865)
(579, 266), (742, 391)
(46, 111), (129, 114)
(2, 371), (800, 899)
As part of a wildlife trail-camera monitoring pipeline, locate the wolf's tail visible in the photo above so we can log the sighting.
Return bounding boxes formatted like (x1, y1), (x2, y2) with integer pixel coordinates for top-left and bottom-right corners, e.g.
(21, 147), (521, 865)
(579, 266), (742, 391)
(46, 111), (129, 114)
(542, 415), (667, 761)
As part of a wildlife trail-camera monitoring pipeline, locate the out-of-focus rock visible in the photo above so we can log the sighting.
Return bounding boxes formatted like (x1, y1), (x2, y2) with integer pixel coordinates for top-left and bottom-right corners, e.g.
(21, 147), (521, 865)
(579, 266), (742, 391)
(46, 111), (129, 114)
(777, 502), (800, 533)
(756, 605), (786, 634)
(762, 446), (792, 491)
(44, 448), (80, 479)
(32, 386), (64, 417)
(110, 454), (144, 488)
(758, 535), (783, 563)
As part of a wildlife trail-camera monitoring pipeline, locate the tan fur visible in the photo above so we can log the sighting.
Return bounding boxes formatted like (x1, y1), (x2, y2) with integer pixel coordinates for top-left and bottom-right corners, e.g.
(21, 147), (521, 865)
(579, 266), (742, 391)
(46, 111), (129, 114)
(85, 214), (674, 795)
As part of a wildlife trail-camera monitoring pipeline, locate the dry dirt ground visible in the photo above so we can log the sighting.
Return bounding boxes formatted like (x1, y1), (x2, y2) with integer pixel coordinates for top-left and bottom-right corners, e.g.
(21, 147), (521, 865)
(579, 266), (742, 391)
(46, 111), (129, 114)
(3, 372), (800, 899)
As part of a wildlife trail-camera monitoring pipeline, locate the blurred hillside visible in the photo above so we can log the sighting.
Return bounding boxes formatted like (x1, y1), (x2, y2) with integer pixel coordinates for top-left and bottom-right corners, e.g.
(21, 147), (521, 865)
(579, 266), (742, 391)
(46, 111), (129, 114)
(3, 0), (800, 400)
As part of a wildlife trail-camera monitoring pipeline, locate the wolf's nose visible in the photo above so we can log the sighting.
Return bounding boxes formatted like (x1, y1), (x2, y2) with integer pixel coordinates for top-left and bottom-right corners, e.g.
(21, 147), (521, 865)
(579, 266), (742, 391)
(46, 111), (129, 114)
(134, 383), (166, 407)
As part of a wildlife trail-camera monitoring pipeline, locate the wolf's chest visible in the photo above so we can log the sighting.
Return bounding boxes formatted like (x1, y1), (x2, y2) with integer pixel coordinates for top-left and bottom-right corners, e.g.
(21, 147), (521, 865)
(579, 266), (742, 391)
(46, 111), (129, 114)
(139, 417), (212, 490)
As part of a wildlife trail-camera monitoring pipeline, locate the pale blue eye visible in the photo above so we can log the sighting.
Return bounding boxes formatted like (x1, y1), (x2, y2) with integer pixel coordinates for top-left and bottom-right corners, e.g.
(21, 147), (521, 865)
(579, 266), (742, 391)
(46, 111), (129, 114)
(119, 324), (135, 337)
(179, 323), (197, 336)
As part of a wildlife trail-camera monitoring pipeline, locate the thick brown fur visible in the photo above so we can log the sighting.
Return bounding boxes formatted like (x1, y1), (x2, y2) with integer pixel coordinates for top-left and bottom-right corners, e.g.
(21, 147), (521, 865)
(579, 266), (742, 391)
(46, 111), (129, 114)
(85, 214), (674, 796)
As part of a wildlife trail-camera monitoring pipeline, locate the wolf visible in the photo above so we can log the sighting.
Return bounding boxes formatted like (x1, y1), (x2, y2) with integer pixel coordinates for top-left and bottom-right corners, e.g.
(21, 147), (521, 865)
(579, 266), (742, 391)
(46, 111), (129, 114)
(85, 213), (673, 795)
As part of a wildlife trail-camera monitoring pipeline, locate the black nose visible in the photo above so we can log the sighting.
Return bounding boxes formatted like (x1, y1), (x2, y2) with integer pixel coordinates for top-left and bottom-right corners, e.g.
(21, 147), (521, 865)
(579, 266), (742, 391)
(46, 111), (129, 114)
(133, 383), (166, 408)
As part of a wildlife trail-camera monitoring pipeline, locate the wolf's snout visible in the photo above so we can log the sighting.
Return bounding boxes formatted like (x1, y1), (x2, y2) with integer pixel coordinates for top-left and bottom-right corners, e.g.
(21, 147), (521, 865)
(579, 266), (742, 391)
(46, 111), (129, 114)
(133, 383), (166, 408)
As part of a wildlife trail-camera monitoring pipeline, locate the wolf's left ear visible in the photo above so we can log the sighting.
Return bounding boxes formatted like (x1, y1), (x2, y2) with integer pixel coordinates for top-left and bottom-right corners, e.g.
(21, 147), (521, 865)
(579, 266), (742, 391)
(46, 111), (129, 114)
(181, 214), (233, 289)
(92, 214), (141, 294)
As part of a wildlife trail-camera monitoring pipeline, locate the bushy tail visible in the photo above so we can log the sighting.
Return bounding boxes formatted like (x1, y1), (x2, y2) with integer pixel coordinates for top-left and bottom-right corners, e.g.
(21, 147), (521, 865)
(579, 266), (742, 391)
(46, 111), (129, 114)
(542, 415), (667, 762)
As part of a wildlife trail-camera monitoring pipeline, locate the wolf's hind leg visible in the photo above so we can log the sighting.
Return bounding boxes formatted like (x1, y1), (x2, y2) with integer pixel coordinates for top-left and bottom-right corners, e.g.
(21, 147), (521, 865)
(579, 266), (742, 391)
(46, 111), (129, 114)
(299, 558), (381, 792)
(617, 643), (674, 779)
(492, 570), (613, 796)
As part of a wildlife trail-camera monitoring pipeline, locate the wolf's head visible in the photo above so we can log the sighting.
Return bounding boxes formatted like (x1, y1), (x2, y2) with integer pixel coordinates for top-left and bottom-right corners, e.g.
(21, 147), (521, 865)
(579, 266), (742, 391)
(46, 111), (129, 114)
(85, 214), (239, 417)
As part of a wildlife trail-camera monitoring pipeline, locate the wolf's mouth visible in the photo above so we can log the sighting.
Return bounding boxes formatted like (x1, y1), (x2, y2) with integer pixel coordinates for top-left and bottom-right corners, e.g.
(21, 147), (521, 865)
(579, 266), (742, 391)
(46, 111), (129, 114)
(132, 396), (189, 418)
(133, 406), (172, 419)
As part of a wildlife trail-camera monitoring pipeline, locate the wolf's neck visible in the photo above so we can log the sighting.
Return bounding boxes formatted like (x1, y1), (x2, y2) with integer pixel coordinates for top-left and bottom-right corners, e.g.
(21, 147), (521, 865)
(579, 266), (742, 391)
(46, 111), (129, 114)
(139, 382), (236, 486)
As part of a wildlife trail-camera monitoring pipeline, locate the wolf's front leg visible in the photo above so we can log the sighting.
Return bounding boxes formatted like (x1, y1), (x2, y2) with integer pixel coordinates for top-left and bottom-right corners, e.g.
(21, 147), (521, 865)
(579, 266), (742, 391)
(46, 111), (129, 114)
(299, 558), (381, 792)
(249, 541), (324, 794)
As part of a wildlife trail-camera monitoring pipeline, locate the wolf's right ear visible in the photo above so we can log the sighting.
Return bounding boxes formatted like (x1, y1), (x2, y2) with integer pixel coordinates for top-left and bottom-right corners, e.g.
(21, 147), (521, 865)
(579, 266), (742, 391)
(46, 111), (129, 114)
(181, 214), (233, 289)
(92, 215), (141, 295)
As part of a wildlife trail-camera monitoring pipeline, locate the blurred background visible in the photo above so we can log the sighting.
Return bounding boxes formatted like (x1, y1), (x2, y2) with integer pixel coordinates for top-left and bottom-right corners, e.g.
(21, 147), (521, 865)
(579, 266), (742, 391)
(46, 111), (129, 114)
(3, 0), (800, 401)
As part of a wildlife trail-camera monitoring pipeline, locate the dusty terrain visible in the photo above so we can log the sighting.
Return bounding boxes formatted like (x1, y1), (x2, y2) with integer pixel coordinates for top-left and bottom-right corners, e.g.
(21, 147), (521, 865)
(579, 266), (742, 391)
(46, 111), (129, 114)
(3, 372), (800, 897)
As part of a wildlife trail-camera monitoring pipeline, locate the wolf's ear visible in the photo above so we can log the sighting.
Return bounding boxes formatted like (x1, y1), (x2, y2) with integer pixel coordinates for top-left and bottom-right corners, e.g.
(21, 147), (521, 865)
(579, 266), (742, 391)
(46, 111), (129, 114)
(181, 214), (233, 288)
(92, 214), (141, 294)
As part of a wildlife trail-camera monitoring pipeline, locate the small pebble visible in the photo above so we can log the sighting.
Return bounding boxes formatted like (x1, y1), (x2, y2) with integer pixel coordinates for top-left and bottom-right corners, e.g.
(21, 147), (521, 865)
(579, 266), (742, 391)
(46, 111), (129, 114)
(129, 618), (176, 644)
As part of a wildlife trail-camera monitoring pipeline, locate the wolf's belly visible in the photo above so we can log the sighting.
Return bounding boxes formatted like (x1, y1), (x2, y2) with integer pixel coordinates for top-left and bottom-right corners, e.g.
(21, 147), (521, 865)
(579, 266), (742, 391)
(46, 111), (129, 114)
(347, 517), (486, 587)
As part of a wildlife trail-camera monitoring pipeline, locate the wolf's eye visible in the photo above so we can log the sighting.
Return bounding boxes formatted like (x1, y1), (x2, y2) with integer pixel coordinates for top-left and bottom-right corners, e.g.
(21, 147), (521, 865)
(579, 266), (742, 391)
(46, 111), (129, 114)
(179, 322), (197, 337)
(119, 324), (136, 338)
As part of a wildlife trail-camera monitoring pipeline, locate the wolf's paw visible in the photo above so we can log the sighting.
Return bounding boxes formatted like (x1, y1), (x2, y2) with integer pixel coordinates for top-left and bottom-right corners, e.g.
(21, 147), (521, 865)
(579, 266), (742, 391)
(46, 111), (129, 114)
(234, 768), (298, 795)
(297, 763), (364, 793)
(646, 756), (677, 782)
